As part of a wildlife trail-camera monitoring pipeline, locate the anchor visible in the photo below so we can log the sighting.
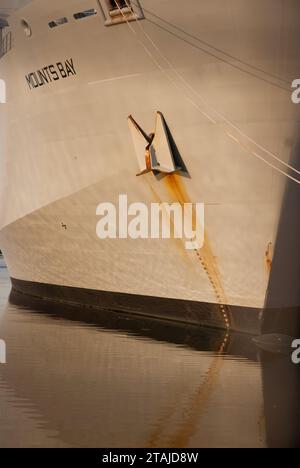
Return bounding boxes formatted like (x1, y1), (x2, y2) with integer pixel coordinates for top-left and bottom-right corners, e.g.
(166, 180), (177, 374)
(128, 112), (182, 177)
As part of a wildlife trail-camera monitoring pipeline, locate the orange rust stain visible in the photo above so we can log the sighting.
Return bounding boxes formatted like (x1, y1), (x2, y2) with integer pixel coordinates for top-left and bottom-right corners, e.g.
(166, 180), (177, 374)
(167, 334), (229, 448)
(164, 174), (190, 207)
(148, 183), (190, 262)
(145, 332), (229, 448)
(146, 402), (179, 449)
(163, 174), (230, 329)
(142, 175), (264, 447)
(143, 174), (232, 447)
(265, 242), (273, 273)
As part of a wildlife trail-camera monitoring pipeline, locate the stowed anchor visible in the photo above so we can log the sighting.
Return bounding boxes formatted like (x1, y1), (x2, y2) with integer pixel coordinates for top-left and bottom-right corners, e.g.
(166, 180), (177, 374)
(128, 112), (182, 177)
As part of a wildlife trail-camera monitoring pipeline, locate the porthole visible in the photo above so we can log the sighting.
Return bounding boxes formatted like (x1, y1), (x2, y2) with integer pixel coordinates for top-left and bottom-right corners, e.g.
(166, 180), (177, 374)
(73, 9), (97, 20)
(21, 19), (32, 37)
(49, 17), (68, 29)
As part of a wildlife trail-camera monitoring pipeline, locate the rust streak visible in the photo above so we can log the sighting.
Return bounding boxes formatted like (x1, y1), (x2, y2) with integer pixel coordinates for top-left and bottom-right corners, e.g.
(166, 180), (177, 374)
(265, 242), (273, 273)
(145, 172), (232, 446)
(167, 334), (229, 448)
(162, 174), (230, 329)
(145, 332), (229, 448)
(146, 403), (179, 449)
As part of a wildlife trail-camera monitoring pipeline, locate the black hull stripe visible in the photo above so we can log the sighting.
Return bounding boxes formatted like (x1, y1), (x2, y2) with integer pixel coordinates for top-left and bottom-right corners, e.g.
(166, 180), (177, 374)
(10, 277), (261, 334)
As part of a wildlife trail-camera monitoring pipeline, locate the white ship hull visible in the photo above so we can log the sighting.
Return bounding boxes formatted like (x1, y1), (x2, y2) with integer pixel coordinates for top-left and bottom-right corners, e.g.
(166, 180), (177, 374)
(1, 0), (300, 332)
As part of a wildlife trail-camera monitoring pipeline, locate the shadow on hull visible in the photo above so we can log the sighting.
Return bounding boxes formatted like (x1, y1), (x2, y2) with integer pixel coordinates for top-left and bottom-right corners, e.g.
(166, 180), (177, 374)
(260, 134), (300, 448)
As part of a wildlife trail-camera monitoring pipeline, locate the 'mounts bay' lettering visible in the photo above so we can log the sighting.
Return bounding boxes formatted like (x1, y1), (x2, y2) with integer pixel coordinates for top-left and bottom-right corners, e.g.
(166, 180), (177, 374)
(25, 58), (76, 90)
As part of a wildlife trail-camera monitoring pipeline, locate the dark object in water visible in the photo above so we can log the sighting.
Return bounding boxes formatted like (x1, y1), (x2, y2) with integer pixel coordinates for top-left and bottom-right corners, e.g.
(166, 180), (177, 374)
(253, 334), (294, 355)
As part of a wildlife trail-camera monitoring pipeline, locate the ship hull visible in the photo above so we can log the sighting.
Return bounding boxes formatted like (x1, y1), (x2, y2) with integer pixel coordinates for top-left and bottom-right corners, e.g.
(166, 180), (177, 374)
(1, 0), (300, 332)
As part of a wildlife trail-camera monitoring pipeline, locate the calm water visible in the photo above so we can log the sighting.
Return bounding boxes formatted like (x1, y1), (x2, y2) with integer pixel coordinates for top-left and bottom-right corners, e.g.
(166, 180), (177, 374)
(0, 261), (299, 448)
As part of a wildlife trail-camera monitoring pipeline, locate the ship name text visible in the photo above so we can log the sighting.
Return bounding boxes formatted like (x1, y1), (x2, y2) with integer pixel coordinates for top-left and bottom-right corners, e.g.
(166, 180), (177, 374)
(25, 58), (76, 90)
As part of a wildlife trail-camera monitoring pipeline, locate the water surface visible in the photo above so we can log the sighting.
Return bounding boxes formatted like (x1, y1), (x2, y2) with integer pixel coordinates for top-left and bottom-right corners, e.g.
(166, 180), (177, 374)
(0, 262), (298, 448)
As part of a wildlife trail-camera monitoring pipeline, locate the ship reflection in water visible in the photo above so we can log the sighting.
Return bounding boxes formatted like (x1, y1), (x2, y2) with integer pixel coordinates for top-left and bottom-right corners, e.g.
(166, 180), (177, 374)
(0, 266), (299, 448)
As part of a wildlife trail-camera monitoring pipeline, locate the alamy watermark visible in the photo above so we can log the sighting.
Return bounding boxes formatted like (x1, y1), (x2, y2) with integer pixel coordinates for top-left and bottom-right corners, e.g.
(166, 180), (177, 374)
(292, 339), (300, 364)
(0, 339), (6, 364)
(96, 194), (205, 250)
(0, 79), (6, 104)
(291, 79), (300, 104)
